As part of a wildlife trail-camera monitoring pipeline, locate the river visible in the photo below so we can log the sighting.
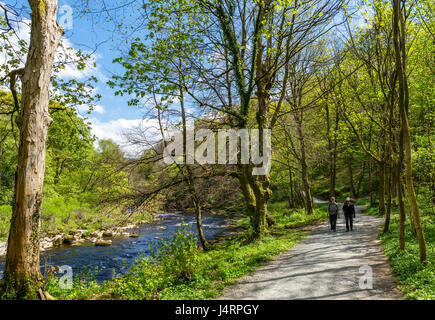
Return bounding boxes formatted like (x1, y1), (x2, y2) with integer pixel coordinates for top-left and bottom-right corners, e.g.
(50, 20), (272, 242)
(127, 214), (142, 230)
(0, 212), (228, 282)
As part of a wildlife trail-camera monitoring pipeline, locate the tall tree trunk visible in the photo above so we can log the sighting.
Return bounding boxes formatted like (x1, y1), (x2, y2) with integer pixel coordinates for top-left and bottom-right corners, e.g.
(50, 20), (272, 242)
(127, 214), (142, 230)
(347, 155), (356, 199)
(252, 187), (268, 239)
(287, 164), (294, 208)
(295, 107), (313, 215)
(395, 116), (405, 248)
(430, 171), (435, 207)
(178, 71), (208, 250)
(356, 160), (366, 198)
(383, 162), (392, 234)
(247, 18), (273, 240)
(397, 143), (406, 249)
(379, 161), (386, 218)
(393, 0), (426, 262)
(325, 103), (336, 198)
(188, 176), (208, 250)
(403, 182), (416, 235)
(1, 0), (62, 299)
(238, 170), (257, 224)
(368, 160), (376, 206)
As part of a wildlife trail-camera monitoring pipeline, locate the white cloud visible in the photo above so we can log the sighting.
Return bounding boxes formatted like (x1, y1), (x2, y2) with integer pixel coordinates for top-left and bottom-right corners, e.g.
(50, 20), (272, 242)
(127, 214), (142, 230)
(93, 104), (105, 114)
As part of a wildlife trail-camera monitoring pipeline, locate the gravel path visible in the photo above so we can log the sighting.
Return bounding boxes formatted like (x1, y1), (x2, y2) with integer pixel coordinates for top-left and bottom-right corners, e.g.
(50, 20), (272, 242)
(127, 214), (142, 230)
(219, 207), (403, 300)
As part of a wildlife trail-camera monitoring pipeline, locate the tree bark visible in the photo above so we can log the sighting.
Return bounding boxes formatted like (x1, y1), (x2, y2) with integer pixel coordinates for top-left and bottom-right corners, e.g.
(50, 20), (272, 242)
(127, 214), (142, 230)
(325, 103), (336, 198)
(247, 10), (273, 239)
(287, 164), (294, 208)
(378, 161), (386, 218)
(368, 160), (376, 206)
(430, 170), (435, 207)
(393, 0), (426, 262)
(347, 155), (356, 199)
(178, 67), (208, 250)
(396, 144), (406, 249)
(356, 160), (366, 198)
(383, 161), (392, 234)
(1, 0), (62, 299)
(394, 112), (405, 248)
(289, 83), (314, 215)
(295, 109), (313, 215)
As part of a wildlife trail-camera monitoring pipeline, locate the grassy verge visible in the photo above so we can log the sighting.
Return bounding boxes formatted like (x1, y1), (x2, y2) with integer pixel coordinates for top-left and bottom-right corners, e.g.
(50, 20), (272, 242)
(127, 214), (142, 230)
(45, 202), (328, 300)
(364, 200), (434, 300)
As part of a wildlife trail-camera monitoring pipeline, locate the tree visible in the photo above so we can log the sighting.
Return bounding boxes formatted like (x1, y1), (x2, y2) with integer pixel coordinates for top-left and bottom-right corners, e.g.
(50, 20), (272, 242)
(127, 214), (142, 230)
(185, 0), (342, 237)
(1, 0), (62, 299)
(392, 0), (427, 263)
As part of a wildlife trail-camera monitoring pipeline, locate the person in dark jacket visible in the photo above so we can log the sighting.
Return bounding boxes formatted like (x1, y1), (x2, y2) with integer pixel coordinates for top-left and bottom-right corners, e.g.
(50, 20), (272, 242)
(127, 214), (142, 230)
(327, 197), (340, 232)
(342, 197), (356, 232)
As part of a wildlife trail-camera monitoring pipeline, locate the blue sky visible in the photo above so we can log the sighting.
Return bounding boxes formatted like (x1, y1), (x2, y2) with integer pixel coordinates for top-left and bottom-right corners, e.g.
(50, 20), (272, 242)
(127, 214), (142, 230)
(56, 0), (149, 149)
(58, 3), (142, 122)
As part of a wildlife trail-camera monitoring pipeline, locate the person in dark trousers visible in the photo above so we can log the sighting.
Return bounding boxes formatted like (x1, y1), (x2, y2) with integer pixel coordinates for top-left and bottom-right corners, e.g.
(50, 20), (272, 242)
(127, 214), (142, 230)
(342, 197), (356, 232)
(328, 197), (339, 232)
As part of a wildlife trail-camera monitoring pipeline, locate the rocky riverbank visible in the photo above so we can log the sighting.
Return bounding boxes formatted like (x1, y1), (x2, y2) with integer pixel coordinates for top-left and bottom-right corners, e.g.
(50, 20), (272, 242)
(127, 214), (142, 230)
(0, 219), (151, 257)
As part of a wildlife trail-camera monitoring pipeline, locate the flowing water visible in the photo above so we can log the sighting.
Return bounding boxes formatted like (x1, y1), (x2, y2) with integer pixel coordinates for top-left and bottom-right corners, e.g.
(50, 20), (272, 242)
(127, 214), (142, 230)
(0, 212), (227, 282)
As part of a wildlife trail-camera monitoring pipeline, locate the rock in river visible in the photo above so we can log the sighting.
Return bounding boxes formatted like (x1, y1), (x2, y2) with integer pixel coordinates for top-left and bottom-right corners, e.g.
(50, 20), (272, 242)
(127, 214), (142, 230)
(95, 240), (112, 246)
(62, 235), (75, 245)
(102, 231), (113, 238)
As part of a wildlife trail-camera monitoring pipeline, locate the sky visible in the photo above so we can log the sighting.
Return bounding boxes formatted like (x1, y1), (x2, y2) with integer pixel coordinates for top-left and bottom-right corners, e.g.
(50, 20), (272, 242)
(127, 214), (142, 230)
(2, 0), (154, 156)
(57, 0), (152, 154)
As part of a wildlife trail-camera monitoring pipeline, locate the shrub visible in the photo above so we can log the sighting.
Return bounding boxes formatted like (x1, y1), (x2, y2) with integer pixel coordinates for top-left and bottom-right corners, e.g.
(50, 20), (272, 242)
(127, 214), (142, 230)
(150, 220), (199, 281)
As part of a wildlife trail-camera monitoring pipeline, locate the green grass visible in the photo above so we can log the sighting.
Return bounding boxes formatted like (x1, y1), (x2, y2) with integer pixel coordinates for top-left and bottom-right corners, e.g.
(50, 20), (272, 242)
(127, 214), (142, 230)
(0, 196), (102, 241)
(353, 197), (371, 207)
(45, 202), (328, 300)
(365, 199), (434, 300)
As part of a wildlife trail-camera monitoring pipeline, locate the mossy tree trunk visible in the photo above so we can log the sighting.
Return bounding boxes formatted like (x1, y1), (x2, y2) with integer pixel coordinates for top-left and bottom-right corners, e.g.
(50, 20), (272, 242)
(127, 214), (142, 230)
(392, 0), (426, 263)
(347, 155), (356, 199)
(378, 161), (386, 219)
(396, 136), (406, 249)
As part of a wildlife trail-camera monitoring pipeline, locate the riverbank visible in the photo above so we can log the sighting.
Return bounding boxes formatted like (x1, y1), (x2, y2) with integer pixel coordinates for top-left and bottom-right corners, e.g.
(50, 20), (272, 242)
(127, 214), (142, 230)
(0, 199), (160, 256)
(0, 218), (153, 257)
(44, 202), (329, 299)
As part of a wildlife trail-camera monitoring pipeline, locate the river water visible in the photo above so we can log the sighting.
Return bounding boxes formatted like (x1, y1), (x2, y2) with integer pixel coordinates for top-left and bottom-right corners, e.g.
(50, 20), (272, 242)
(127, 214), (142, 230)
(0, 212), (227, 282)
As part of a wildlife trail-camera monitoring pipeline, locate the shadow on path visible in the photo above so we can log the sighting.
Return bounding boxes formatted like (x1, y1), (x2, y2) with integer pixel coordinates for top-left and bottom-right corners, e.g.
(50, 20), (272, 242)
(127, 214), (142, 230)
(219, 207), (403, 300)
